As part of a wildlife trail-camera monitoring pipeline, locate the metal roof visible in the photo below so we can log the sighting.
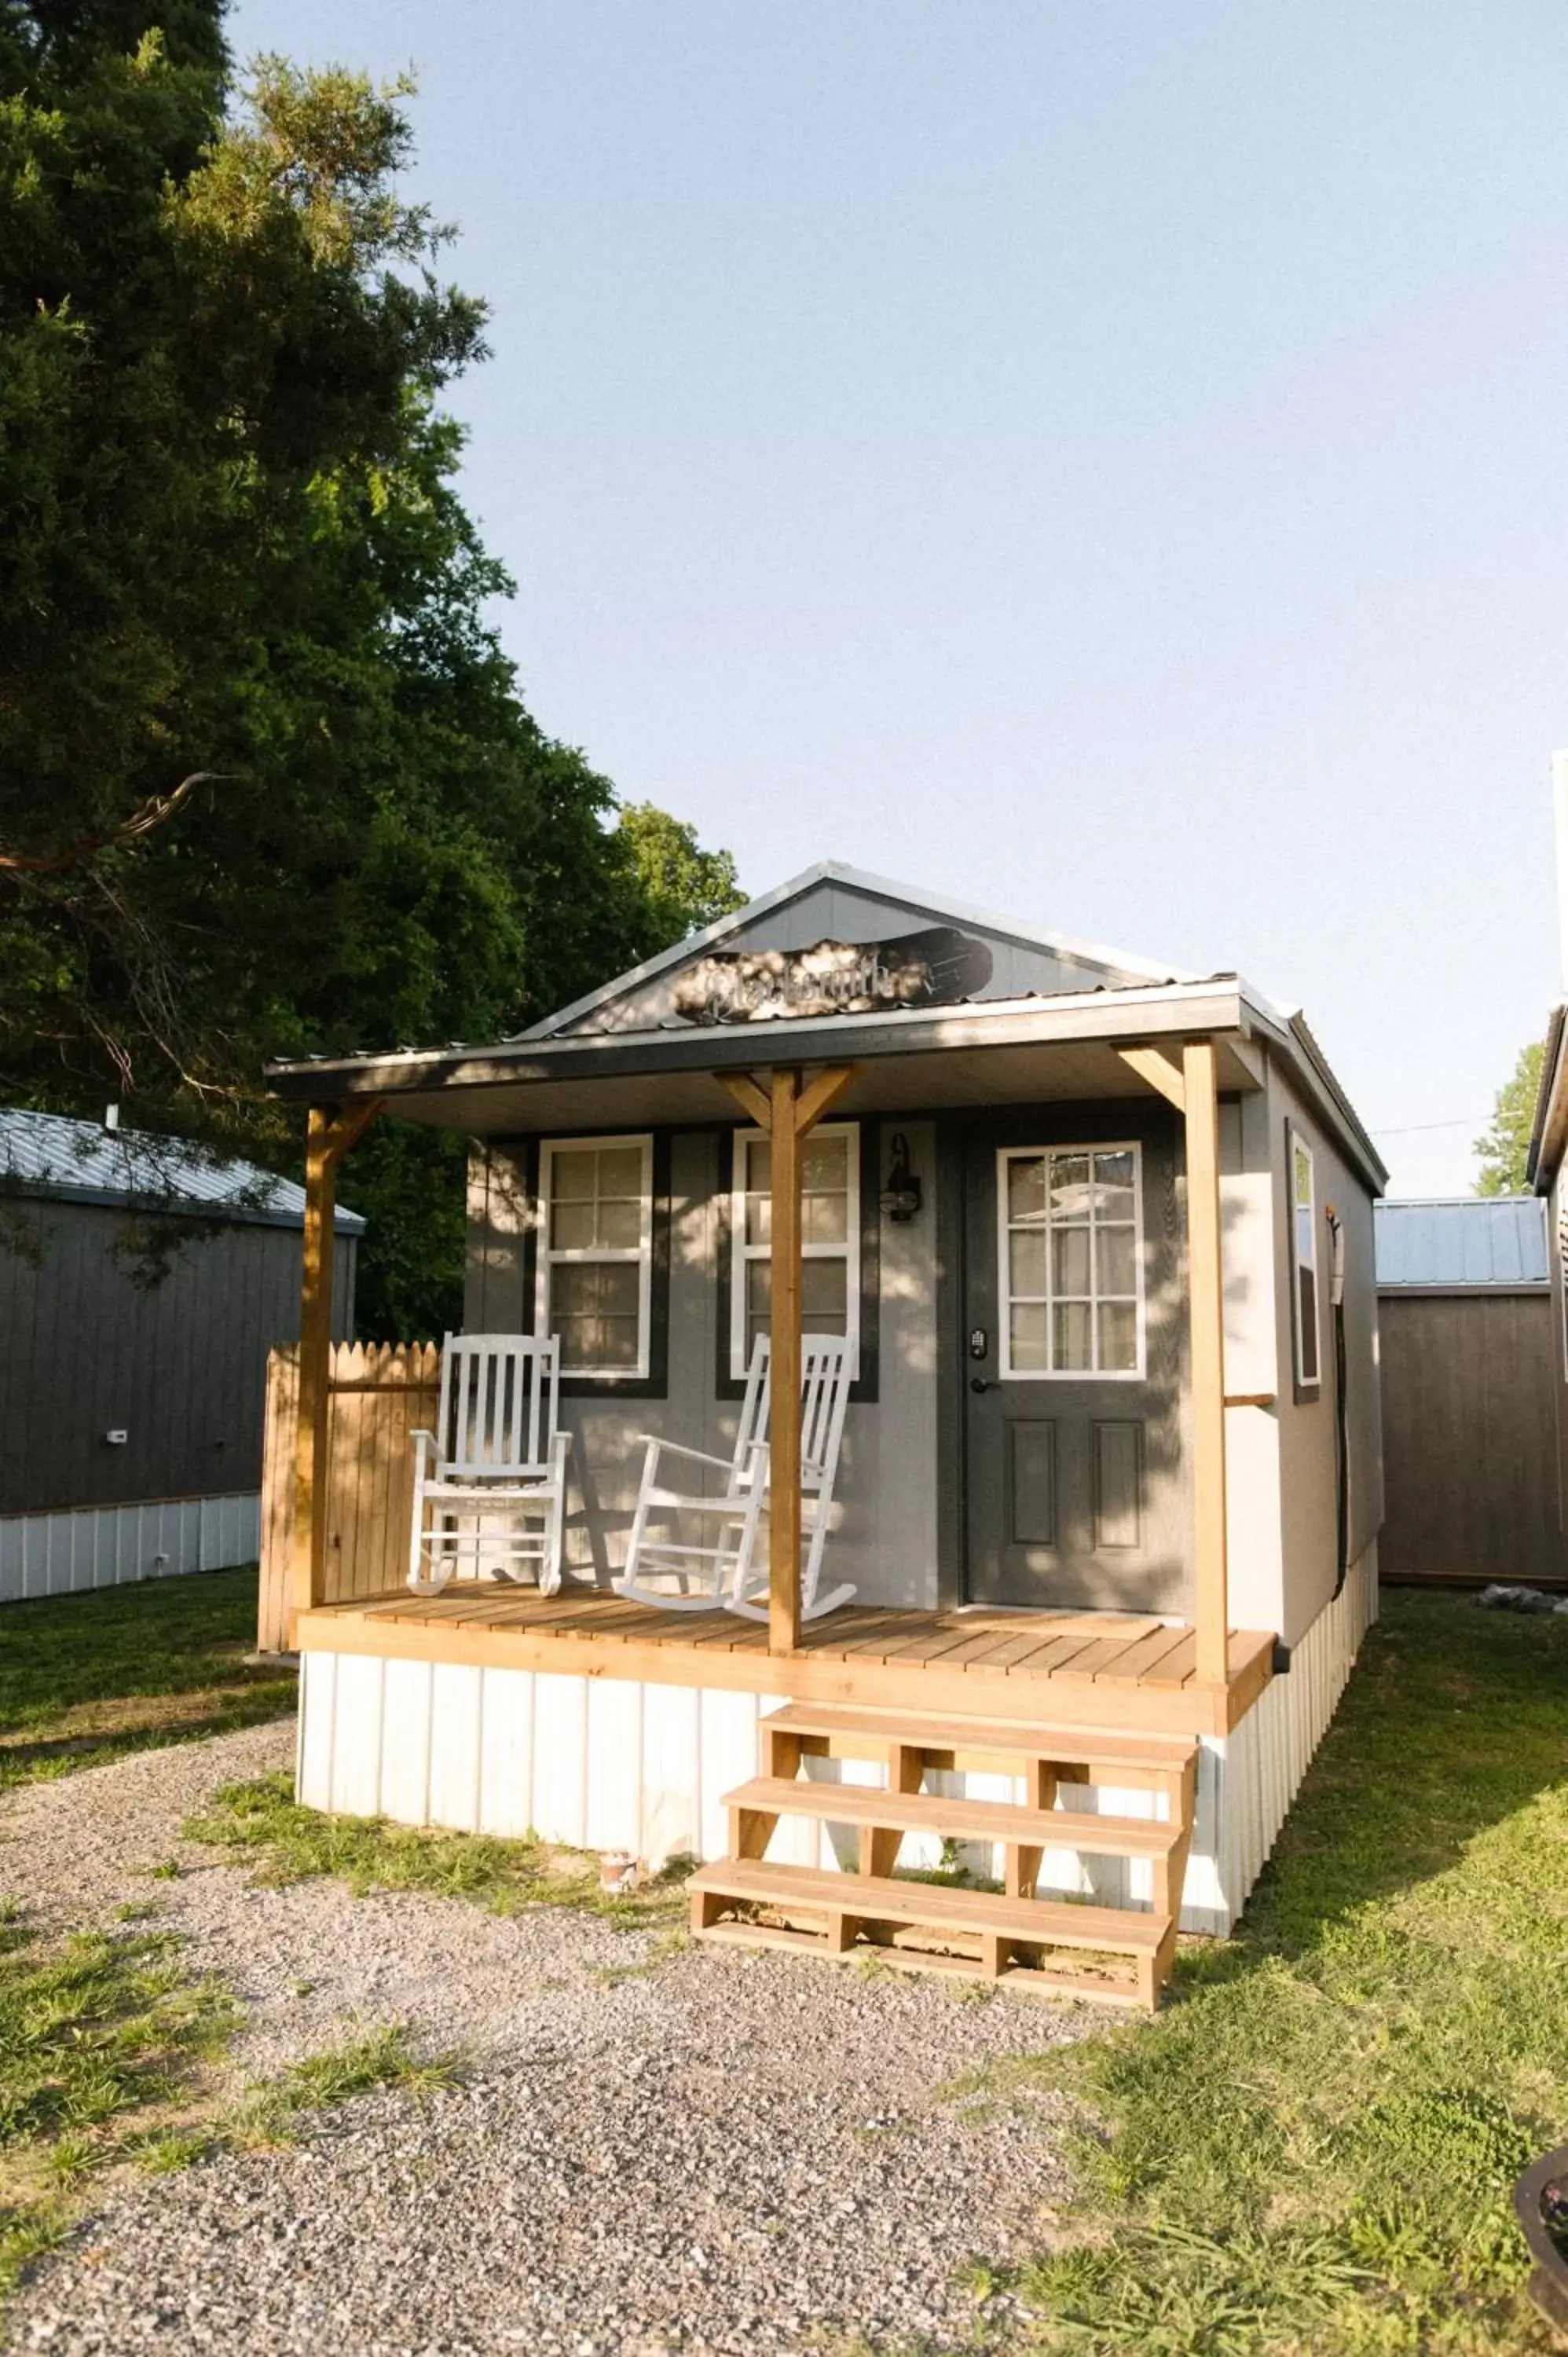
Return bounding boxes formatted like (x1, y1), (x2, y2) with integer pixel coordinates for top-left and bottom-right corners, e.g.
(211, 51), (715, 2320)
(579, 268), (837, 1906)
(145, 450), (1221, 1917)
(1374, 1195), (1547, 1289)
(0, 1107), (365, 1235)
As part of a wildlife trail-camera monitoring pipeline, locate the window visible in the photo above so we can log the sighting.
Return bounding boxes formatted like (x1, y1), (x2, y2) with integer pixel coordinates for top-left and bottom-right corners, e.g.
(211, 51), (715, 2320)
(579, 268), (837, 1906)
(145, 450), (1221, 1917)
(998, 1144), (1143, 1378)
(537, 1135), (654, 1377)
(1289, 1126), (1321, 1391)
(730, 1124), (860, 1379)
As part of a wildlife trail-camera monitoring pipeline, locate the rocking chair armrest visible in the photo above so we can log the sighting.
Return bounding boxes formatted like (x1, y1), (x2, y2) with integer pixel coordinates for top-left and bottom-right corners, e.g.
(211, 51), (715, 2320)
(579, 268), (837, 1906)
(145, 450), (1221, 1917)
(635, 1436), (738, 1477)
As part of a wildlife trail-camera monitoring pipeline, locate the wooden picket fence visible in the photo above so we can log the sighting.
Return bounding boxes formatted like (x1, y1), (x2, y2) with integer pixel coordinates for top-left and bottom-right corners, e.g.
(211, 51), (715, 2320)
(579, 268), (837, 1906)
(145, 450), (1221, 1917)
(256, 1340), (441, 1652)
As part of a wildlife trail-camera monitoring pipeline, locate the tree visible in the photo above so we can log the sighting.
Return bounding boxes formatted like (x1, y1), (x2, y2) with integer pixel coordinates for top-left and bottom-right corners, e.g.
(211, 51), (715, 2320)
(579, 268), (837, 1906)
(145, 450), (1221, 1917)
(614, 804), (745, 955)
(1473, 1040), (1544, 1196)
(0, 9), (741, 1331)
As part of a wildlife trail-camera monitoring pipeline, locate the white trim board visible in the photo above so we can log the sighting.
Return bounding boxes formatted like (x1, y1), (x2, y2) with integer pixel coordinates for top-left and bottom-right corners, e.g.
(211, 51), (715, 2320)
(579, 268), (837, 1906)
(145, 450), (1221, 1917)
(0, 1491), (261, 1604)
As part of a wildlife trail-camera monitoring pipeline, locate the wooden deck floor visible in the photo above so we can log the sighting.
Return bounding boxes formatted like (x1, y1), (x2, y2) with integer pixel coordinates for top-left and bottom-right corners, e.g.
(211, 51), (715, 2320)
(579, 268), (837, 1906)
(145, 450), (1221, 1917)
(296, 1587), (1277, 1737)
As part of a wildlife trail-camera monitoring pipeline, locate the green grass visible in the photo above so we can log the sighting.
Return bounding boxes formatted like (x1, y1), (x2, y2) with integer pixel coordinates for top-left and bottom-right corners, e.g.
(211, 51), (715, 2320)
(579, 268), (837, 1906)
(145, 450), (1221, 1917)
(0, 1902), (236, 2299)
(0, 1566), (295, 1791)
(0, 1897), (462, 2309)
(947, 1590), (1568, 2355)
(183, 1769), (688, 1930)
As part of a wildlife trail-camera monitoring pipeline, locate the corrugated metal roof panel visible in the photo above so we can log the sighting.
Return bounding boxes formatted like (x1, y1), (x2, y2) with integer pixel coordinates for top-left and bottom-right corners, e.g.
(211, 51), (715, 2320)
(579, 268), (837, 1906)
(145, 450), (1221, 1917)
(0, 1107), (365, 1234)
(1373, 1196), (1546, 1288)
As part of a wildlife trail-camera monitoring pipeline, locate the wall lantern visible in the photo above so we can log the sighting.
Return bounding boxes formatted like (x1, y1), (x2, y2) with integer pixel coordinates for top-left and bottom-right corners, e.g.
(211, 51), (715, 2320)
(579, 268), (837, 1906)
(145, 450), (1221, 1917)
(879, 1132), (923, 1222)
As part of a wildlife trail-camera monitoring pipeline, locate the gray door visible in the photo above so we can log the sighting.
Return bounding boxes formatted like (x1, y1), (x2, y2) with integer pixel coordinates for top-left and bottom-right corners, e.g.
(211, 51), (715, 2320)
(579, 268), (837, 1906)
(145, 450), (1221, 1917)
(962, 1113), (1189, 1614)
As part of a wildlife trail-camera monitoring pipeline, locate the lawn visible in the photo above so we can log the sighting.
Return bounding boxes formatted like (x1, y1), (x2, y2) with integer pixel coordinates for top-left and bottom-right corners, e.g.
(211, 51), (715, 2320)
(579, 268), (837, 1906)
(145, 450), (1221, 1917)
(0, 1567), (295, 1791)
(954, 1589), (1568, 2355)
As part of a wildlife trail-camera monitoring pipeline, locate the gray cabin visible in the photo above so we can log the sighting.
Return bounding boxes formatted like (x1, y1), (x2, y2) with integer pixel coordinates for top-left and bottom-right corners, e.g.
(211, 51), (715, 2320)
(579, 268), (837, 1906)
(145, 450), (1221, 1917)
(263, 863), (1387, 1996)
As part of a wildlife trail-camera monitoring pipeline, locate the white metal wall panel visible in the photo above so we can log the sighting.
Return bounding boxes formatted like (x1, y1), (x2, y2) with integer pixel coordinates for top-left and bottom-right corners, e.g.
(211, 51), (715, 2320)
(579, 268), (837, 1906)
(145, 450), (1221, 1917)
(0, 1490), (261, 1604)
(379, 1659), (434, 1827)
(477, 1666), (536, 1839)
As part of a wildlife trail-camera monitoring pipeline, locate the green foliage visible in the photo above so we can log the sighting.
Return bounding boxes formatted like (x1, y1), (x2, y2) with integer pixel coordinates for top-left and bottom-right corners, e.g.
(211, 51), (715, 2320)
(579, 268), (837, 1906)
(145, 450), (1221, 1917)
(1474, 1039), (1544, 1195)
(184, 1769), (687, 1930)
(0, 1564), (293, 1791)
(0, 5), (740, 1332)
(614, 802), (745, 953)
(950, 1593), (1568, 2355)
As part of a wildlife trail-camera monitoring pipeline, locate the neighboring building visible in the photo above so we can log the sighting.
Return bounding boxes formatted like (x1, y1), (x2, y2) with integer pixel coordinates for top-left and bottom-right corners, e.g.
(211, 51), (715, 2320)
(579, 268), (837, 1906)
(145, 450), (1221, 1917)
(1374, 1194), (1562, 1587)
(266, 863), (1386, 1998)
(0, 1107), (361, 1601)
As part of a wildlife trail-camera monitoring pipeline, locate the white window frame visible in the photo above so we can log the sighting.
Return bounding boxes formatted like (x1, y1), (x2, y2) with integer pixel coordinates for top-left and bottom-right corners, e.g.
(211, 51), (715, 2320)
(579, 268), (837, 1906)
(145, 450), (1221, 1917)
(729, 1123), (861, 1381)
(536, 1133), (654, 1380)
(996, 1141), (1146, 1381)
(1289, 1124), (1321, 1393)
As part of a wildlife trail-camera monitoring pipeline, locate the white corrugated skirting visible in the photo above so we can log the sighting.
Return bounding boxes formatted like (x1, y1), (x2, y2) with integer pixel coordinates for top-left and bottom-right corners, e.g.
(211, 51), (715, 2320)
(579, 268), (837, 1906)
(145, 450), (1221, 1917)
(0, 1492), (261, 1604)
(296, 1541), (1379, 1937)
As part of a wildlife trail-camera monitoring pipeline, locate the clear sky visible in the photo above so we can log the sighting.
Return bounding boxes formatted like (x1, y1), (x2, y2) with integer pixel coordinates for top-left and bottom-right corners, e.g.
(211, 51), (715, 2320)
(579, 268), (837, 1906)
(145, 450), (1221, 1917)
(229, 0), (1568, 1194)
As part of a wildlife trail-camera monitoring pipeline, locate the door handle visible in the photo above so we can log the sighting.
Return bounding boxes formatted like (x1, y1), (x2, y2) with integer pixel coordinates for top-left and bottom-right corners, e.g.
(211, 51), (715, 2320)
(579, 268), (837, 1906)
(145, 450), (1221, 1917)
(969, 1376), (995, 1394)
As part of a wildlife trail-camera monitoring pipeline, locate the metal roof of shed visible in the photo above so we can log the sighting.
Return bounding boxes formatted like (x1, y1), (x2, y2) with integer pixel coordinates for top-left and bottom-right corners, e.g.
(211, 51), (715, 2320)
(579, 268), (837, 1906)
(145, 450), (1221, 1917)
(1373, 1195), (1547, 1289)
(0, 1107), (365, 1235)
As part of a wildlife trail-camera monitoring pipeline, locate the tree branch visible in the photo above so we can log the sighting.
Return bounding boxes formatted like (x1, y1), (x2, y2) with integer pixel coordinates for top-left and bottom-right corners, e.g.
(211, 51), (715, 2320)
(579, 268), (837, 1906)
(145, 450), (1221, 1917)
(0, 772), (224, 875)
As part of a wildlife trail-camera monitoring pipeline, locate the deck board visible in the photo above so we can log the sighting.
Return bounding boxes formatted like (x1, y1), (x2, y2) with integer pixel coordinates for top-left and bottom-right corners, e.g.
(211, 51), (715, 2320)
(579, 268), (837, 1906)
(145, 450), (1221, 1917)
(296, 1584), (1275, 1737)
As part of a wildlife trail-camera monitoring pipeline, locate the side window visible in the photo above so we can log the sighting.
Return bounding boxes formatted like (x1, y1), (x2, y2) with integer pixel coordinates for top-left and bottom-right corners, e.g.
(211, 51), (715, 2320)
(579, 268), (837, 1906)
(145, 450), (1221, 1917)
(1289, 1126), (1321, 1391)
(730, 1124), (861, 1378)
(537, 1135), (654, 1377)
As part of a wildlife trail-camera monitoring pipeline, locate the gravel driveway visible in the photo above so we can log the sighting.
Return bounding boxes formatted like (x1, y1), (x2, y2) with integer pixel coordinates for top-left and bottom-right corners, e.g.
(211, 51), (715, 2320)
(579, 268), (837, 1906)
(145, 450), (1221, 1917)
(2, 1722), (1088, 2355)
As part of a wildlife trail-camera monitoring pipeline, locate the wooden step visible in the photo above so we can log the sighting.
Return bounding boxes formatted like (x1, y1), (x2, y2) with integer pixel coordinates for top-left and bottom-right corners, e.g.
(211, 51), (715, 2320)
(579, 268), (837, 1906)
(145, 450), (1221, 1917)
(760, 1701), (1199, 1774)
(689, 1858), (1171, 2009)
(724, 1775), (1182, 1861)
(691, 1919), (1153, 2010)
(690, 1858), (1163, 1952)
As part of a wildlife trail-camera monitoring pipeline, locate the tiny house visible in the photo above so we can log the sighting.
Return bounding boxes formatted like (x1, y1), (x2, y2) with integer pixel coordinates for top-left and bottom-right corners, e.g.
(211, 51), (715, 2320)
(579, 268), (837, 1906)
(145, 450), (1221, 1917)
(0, 1106), (361, 1601)
(266, 865), (1383, 2004)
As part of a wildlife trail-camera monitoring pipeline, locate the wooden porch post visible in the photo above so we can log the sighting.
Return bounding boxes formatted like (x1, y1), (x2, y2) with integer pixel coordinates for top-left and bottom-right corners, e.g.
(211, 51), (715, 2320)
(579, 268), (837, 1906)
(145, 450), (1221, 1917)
(769, 1070), (804, 1654)
(718, 1063), (856, 1655)
(1181, 1039), (1230, 1688)
(289, 1098), (381, 1646)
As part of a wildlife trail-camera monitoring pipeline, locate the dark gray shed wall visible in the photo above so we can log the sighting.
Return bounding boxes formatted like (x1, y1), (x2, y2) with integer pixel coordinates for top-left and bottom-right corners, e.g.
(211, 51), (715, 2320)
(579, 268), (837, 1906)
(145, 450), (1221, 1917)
(1377, 1288), (1563, 1585)
(0, 1204), (354, 1514)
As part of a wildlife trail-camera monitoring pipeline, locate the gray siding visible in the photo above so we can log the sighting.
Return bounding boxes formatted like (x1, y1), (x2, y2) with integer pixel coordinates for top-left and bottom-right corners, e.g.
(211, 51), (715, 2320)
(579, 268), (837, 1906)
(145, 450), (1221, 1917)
(1266, 1058), (1383, 1648)
(465, 1124), (940, 1608)
(0, 1204), (354, 1516)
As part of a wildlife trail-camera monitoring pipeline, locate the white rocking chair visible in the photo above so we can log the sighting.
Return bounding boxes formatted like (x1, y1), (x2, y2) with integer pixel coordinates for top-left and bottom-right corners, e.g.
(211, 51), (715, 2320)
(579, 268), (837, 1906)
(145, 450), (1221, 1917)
(407, 1333), (571, 1596)
(616, 1334), (854, 1622)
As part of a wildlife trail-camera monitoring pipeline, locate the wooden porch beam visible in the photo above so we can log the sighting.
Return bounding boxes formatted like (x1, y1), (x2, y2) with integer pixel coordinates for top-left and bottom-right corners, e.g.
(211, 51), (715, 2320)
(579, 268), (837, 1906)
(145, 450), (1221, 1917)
(1181, 1040), (1229, 1687)
(289, 1097), (383, 1645)
(1116, 1043), (1187, 1113)
(717, 1072), (773, 1131)
(794, 1062), (857, 1136)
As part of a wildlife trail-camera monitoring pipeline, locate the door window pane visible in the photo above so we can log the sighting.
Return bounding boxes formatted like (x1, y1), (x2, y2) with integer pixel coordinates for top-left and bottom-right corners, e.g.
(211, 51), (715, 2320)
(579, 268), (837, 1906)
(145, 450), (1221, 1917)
(1052, 1300), (1094, 1369)
(1050, 1226), (1092, 1295)
(1000, 1142), (1143, 1375)
(1009, 1303), (1050, 1369)
(1097, 1300), (1138, 1371)
(1097, 1225), (1138, 1296)
(1009, 1229), (1048, 1296)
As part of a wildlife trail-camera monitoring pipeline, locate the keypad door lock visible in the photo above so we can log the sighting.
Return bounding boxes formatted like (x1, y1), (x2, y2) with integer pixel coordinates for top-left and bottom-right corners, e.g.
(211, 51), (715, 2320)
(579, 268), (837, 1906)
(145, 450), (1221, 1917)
(969, 1326), (988, 1360)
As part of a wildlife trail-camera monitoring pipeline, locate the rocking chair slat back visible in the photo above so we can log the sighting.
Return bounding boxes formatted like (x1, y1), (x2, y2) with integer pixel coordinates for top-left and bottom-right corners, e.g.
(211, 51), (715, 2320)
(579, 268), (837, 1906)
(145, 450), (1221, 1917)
(438, 1334), (559, 1478)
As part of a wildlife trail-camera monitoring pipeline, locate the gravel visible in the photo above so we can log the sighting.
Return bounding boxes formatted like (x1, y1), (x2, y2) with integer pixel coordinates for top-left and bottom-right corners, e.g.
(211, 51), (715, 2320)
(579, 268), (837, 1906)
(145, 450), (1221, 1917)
(2, 1721), (1088, 2355)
